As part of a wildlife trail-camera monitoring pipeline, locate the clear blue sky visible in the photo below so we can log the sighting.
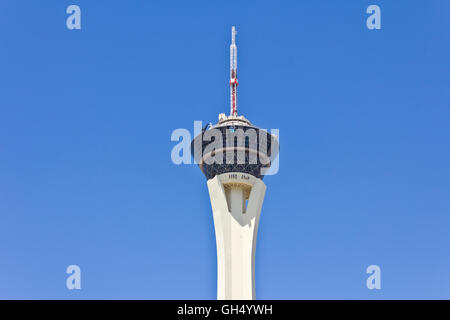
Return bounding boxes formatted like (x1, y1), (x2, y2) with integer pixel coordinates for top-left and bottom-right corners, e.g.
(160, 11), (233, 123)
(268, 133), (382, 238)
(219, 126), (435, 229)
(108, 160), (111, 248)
(0, 0), (449, 299)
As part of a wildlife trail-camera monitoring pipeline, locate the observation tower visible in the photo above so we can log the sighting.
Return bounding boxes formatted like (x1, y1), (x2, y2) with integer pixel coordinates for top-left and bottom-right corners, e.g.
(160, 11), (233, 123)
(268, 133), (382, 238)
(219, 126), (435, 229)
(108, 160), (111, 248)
(191, 26), (279, 300)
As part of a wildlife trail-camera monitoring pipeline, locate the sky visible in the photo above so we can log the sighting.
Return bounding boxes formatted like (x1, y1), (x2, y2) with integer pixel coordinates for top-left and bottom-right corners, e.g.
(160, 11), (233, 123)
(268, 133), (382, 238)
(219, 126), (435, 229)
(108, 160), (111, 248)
(0, 0), (449, 299)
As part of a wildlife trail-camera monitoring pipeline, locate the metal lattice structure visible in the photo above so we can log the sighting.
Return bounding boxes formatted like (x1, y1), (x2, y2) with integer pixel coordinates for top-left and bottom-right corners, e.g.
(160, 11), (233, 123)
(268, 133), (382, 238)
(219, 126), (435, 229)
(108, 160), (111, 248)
(191, 124), (278, 180)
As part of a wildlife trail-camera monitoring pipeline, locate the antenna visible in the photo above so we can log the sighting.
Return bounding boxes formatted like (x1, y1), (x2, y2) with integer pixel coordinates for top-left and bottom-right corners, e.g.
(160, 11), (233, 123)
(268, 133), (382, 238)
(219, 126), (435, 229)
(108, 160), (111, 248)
(230, 26), (238, 117)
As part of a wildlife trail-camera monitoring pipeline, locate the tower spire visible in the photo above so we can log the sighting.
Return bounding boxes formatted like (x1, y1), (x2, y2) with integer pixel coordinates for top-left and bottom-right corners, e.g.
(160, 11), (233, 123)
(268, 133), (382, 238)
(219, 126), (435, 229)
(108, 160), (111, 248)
(230, 26), (238, 117)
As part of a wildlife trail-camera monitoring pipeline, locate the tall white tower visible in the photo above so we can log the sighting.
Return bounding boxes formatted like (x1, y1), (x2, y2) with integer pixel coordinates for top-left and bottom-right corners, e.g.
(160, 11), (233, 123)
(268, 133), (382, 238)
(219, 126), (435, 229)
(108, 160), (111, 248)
(191, 27), (278, 300)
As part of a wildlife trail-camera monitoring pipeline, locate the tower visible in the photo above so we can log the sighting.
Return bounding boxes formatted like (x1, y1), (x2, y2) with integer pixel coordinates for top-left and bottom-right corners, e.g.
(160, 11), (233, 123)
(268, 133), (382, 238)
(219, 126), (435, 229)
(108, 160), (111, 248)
(191, 27), (279, 300)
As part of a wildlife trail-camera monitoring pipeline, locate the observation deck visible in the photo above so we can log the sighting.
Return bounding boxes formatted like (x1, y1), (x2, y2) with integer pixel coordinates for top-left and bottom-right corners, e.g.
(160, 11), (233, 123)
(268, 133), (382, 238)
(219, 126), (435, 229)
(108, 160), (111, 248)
(191, 113), (279, 180)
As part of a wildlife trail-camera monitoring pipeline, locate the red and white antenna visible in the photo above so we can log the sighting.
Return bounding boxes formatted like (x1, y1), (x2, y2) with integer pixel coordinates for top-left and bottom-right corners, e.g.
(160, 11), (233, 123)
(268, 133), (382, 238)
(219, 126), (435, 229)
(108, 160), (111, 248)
(230, 26), (238, 117)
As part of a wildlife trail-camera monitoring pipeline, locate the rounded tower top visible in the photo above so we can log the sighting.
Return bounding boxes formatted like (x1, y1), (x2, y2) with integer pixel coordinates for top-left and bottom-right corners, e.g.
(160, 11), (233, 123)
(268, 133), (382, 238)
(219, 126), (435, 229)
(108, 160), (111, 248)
(191, 114), (279, 180)
(191, 27), (279, 180)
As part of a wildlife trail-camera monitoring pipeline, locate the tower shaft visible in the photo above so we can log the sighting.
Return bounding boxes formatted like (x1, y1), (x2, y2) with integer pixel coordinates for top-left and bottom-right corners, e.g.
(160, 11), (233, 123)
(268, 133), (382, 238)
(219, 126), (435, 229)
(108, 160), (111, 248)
(207, 173), (266, 300)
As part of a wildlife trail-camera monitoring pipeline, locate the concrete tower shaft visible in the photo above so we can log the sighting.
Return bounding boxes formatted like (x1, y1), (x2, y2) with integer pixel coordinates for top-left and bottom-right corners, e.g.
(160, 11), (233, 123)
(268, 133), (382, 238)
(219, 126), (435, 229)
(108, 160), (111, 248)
(207, 173), (265, 300)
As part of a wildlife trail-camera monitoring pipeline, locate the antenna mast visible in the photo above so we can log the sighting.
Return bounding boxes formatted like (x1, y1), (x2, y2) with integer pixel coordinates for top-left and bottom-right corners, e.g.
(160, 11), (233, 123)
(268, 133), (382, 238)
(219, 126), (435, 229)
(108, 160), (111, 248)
(230, 26), (238, 117)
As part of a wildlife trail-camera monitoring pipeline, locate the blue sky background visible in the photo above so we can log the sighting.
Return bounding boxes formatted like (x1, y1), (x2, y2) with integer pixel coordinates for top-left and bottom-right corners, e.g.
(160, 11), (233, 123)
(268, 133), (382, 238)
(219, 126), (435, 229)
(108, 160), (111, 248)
(0, 0), (449, 299)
